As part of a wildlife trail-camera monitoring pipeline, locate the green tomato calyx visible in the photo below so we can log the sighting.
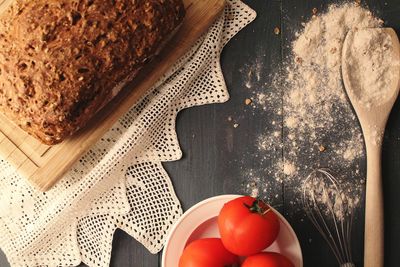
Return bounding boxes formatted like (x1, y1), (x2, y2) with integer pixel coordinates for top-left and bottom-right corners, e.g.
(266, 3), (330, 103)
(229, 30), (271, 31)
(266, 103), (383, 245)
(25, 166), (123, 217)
(244, 198), (271, 216)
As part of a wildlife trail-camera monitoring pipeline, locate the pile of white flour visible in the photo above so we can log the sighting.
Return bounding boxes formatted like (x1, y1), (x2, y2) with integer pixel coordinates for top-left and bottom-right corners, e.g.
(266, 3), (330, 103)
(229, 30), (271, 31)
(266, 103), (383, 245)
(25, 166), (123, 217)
(242, 3), (386, 211)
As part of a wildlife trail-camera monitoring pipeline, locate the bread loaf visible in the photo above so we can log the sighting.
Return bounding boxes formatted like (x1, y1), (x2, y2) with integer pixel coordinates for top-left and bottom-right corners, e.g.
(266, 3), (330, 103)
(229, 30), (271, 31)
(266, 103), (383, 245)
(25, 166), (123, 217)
(0, 0), (185, 145)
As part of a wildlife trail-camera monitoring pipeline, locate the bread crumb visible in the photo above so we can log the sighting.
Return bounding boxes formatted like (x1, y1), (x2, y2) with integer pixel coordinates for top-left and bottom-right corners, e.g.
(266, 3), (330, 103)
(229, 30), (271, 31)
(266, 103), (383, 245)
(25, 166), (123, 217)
(274, 27), (280, 35)
(245, 98), (252, 105)
(312, 7), (318, 15)
(233, 123), (239, 128)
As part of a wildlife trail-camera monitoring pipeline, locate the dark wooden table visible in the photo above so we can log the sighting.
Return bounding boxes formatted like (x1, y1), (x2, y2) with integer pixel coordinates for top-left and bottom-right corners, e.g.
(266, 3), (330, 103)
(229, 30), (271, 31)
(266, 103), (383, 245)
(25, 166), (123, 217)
(1, 0), (399, 266)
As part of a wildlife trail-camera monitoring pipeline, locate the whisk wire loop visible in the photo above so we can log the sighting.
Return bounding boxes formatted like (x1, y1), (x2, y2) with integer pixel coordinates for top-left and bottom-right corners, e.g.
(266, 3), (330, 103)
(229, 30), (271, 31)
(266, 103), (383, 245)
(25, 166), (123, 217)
(302, 169), (355, 266)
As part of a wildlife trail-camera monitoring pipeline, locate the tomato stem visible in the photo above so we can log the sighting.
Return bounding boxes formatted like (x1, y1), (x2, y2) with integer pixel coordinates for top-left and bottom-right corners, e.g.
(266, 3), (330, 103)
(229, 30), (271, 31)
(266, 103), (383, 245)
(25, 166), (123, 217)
(244, 198), (271, 216)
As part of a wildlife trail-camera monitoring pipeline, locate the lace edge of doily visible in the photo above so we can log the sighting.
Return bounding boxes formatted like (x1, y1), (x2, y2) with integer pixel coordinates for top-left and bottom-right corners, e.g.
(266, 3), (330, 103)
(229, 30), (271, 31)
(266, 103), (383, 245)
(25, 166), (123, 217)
(101, 0), (257, 258)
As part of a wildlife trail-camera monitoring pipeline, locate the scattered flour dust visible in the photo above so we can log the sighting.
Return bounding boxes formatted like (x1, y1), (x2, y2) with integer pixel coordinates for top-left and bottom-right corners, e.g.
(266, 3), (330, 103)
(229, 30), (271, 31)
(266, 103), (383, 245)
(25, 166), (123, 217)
(241, 3), (385, 210)
(283, 162), (296, 176)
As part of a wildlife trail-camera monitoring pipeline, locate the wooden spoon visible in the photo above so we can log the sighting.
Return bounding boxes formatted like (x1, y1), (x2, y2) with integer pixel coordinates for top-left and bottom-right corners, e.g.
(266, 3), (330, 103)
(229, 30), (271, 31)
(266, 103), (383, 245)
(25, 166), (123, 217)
(342, 28), (400, 267)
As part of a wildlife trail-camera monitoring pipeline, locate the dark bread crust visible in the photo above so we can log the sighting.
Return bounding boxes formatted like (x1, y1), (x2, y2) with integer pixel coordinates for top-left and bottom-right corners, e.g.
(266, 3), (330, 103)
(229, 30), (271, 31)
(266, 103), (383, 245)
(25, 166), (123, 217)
(0, 0), (185, 145)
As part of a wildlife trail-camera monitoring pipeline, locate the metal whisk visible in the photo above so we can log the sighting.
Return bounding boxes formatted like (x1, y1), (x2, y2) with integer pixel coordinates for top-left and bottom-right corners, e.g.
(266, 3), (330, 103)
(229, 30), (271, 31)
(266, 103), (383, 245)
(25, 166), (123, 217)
(302, 169), (356, 267)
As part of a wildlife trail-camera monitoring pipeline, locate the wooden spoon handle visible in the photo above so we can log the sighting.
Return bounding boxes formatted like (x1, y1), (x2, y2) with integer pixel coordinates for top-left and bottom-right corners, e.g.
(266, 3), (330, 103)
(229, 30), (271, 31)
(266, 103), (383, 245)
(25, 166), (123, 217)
(364, 143), (384, 267)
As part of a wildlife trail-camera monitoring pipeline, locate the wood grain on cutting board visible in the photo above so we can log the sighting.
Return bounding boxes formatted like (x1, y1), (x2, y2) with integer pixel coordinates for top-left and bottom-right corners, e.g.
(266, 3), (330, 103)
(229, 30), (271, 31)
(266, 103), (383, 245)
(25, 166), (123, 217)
(0, 0), (226, 191)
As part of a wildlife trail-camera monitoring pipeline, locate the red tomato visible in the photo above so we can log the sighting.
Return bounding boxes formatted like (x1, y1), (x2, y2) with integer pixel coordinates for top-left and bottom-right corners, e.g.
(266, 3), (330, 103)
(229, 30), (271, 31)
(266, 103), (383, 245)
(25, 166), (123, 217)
(178, 238), (240, 267)
(242, 252), (295, 267)
(218, 196), (280, 256)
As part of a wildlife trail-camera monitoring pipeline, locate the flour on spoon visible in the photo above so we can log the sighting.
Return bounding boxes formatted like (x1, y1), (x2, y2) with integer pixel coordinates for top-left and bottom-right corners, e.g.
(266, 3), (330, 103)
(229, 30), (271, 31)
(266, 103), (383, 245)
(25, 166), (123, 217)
(343, 28), (400, 109)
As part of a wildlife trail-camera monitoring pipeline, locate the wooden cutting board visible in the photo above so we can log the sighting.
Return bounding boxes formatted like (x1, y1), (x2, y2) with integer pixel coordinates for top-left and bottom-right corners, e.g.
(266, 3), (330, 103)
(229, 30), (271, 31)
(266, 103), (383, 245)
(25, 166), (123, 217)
(0, 0), (226, 191)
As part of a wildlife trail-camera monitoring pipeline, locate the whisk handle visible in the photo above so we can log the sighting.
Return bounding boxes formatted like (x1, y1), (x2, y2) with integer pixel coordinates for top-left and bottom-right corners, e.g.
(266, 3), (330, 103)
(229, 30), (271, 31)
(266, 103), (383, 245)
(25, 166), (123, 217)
(364, 142), (384, 267)
(341, 263), (355, 267)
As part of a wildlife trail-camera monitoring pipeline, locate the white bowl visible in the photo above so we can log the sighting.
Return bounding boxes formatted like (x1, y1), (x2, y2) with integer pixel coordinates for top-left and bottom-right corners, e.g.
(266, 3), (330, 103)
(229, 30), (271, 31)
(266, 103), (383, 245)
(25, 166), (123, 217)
(162, 194), (303, 267)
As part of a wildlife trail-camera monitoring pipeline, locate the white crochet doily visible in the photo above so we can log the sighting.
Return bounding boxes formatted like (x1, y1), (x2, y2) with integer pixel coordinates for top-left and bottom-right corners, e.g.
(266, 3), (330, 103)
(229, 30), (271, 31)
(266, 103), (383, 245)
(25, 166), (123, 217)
(0, 1), (256, 266)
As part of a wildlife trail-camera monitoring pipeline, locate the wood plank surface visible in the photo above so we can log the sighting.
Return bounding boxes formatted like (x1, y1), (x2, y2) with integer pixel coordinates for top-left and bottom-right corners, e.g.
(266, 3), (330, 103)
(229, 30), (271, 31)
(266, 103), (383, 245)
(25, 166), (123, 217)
(0, 0), (226, 191)
(1, 0), (400, 267)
